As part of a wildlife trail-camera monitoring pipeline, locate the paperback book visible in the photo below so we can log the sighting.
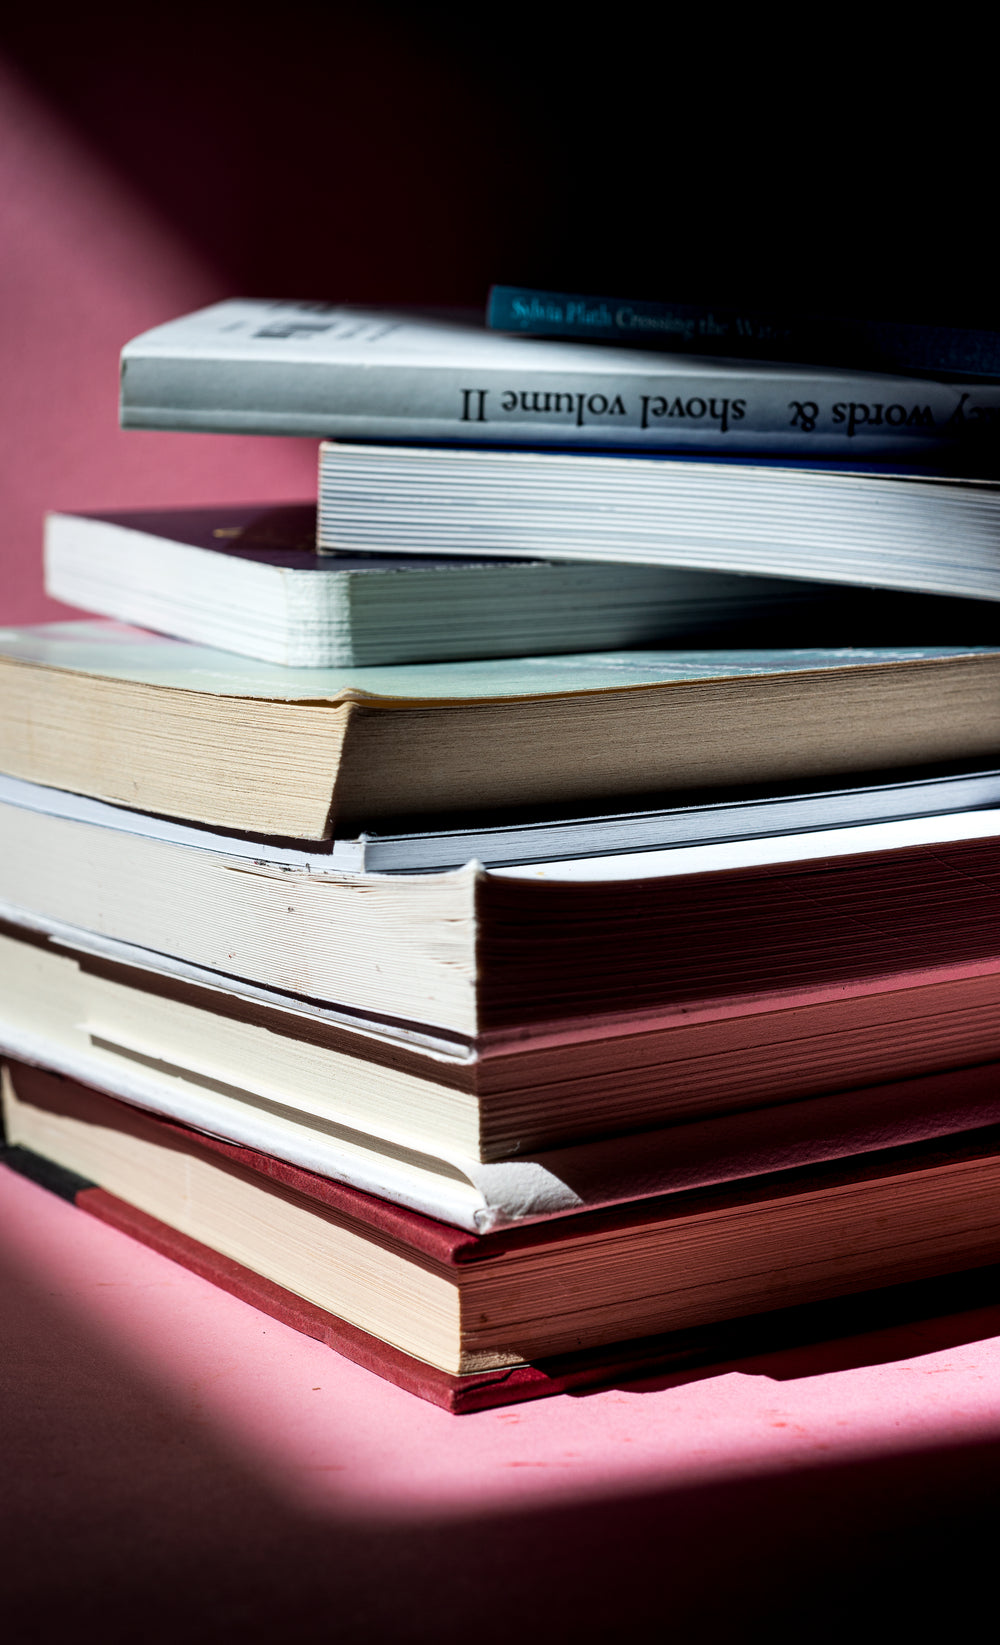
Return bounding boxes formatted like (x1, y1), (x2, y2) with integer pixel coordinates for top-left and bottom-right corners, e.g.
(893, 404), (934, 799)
(277, 764), (1000, 872)
(2, 622), (998, 837)
(317, 442), (1000, 605)
(7, 898), (1000, 1226)
(118, 300), (1000, 457)
(45, 503), (831, 666)
(487, 285), (1000, 381)
(3, 768), (1000, 1060)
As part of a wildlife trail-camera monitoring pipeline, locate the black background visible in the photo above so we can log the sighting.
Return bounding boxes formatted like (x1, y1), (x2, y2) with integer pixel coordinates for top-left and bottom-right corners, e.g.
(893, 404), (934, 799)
(2, 0), (993, 323)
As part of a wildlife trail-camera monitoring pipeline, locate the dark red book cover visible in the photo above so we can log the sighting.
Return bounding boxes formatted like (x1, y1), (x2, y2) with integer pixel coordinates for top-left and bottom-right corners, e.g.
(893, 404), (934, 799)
(7, 1058), (1000, 1410)
(73, 503), (489, 572)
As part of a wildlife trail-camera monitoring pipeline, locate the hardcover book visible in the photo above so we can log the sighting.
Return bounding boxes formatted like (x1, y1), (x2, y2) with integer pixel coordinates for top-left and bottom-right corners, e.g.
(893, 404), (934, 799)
(44, 503), (829, 667)
(7, 1060), (1000, 1410)
(2, 621), (999, 837)
(118, 300), (1000, 457)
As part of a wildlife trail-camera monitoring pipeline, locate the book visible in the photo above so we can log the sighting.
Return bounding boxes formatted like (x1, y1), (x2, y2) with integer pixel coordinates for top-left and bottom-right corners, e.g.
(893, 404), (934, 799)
(487, 285), (1000, 382)
(3, 622), (1000, 837)
(4, 919), (1000, 1229)
(4, 742), (1000, 872)
(8, 1060), (1000, 1409)
(317, 443), (1000, 606)
(44, 503), (830, 667)
(3, 767), (1000, 1048)
(292, 763), (1000, 872)
(118, 300), (1000, 457)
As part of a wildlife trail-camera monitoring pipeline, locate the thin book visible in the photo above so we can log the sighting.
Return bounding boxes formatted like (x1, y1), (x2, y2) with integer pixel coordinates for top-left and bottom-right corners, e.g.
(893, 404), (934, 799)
(119, 300), (1000, 457)
(487, 284), (1000, 381)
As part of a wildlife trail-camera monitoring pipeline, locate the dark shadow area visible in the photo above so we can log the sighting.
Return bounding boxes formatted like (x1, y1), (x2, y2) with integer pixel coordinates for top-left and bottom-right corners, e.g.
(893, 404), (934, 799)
(605, 1260), (1000, 1394)
(0, 2), (520, 306)
(4, 1205), (1000, 1643)
(2, 1), (997, 325)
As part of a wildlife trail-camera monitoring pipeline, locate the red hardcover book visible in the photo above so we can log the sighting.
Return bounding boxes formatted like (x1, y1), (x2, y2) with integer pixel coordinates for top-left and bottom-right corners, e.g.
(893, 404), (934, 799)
(6, 1059), (1000, 1411)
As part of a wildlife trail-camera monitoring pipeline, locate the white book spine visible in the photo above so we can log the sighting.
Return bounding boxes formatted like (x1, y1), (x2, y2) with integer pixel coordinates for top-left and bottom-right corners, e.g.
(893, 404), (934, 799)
(119, 301), (1000, 454)
(120, 356), (992, 452)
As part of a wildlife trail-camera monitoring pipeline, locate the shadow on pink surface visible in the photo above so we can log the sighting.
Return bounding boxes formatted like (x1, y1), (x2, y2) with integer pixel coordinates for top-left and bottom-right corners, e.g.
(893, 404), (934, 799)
(4, 1162), (1000, 1644)
(603, 1266), (1000, 1396)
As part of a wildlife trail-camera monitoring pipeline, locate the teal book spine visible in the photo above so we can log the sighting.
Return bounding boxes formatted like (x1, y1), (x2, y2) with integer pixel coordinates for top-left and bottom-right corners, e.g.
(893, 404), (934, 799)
(487, 286), (1000, 382)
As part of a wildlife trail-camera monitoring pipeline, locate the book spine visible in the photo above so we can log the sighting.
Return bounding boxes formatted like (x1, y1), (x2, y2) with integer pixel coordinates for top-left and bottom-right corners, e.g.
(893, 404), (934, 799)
(487, 286), (1000, 383)
(120, 353), (1000, 454)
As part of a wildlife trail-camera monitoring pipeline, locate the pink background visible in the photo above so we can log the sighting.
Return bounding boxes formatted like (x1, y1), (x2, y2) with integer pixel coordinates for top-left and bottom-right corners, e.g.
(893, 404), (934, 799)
(0, 63), (317, 625)
(0, 7), (525, 627)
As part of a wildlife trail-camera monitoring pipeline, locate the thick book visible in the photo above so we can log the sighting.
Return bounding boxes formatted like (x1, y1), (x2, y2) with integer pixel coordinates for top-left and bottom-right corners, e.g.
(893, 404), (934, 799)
(44, 503), (828, 667)
(487, 286), (1000, 382)
(118, 300), (1000, 457)
(7, 1061), (1000, 1409)
(5, 917), (1000, 1228)
(317, 443), (1000, 606)
(3, 767), (1000, 1048)
(3, 621), (1000, 838)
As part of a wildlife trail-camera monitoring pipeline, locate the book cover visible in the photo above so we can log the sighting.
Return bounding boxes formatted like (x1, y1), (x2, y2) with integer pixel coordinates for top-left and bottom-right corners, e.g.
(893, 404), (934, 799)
(0, 618), (990, 704)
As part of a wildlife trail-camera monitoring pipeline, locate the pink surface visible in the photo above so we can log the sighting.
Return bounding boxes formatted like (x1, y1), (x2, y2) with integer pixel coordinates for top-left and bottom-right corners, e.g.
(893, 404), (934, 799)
(0, 64), (315, 626)
(4, 1160), (1000, 1640)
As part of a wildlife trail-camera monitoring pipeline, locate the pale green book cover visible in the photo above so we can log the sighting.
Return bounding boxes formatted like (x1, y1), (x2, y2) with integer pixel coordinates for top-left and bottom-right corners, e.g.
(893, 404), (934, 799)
(0, 621), (991, 705)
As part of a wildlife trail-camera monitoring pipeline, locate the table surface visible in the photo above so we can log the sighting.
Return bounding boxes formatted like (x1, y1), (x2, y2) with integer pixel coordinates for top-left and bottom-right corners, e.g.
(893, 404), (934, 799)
(4, 1157), (1000, 1642)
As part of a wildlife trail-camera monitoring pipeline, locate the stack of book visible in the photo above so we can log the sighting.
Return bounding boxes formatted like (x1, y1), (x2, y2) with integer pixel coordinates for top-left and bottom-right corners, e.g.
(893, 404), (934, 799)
(5, 297), (1000, 1412)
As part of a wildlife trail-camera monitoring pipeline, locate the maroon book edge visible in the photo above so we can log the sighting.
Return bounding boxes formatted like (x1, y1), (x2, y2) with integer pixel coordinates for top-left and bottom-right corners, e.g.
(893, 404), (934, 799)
(10, 1058), (1000, 1410)
(75, 1184), (712, 1413)
(10, 1154), (1000, 1413)
(0, 1119), (798, 1414)
(16, 1057), (1000, 1270)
